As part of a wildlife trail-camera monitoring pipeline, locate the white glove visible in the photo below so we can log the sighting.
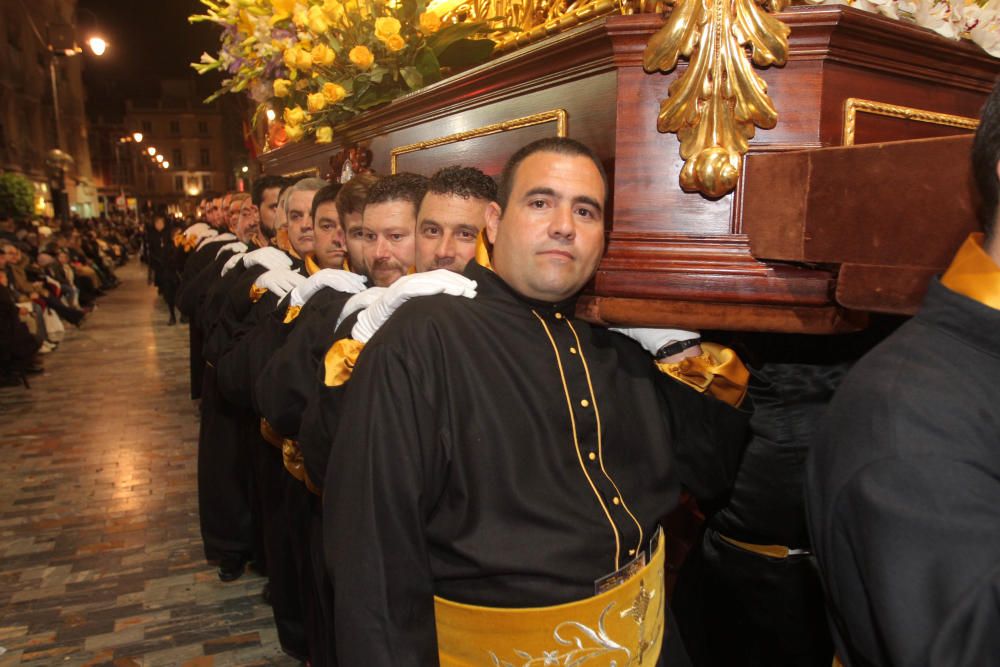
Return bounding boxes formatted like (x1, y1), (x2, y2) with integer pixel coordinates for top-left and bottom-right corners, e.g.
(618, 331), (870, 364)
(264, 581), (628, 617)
(241, 247), (292, 272)
(289, 269), (368, 308)
(184, 223), (211, 238)
(216, 241), (248, 260)
(254, 268), (307, 300)
(197, 231), (234, 249)
(351, 269), (477, 343)
(220, 251), (247, 276)
(610, 327), (701, 357)
(335, 287), (387, 329)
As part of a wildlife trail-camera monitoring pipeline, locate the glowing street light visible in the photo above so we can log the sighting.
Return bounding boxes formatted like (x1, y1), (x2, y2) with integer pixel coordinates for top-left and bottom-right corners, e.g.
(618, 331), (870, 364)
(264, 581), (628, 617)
(147, 146), (156, 156)
(162, 160), (170, 169)
(86, 36), (108, 56)
(241, 165), (249, 173)
(155, 154), (164, 163)
(132, 132), (143, 143)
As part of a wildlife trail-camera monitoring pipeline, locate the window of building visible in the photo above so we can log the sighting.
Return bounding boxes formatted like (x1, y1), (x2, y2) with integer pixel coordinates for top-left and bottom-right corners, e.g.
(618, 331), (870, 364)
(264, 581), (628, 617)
(172, 148), (183, 168)
(199, 148), (210, 167)
(201, 174), (212, 191)
(142, 120), (152, 134)
(175, 175), (184, 191)
(170, 120), (180, 135)
(198, 121), (208, 134)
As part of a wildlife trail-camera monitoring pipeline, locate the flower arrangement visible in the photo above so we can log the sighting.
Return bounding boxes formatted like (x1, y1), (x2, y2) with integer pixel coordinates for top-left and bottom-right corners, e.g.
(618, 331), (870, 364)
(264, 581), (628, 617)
(191, 0), (497, 145)
(800, 0), (1000, 56)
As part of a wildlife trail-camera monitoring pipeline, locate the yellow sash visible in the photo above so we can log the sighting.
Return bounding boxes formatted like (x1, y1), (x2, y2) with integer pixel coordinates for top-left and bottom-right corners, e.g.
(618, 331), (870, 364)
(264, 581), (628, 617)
(435, 530), (665, 666)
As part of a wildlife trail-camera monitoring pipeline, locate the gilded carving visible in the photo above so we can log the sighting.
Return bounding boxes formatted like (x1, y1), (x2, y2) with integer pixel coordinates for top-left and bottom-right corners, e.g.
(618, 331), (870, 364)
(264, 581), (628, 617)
(643, 0), (791, 197)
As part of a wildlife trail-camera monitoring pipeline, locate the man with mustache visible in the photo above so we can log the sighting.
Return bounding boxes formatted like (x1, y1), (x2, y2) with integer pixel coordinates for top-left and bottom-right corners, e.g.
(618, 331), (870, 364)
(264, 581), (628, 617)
(323, 139), (750, 666)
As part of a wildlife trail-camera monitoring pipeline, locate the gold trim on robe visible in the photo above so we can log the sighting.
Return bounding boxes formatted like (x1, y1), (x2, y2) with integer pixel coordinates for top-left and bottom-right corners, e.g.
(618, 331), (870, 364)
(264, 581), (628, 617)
(656, 342), (749, 408)
(435, 529), (666, 667)
(249, 284), (269, 303)
(941, 232), (1000, 311)
(323, 338), (365, 387)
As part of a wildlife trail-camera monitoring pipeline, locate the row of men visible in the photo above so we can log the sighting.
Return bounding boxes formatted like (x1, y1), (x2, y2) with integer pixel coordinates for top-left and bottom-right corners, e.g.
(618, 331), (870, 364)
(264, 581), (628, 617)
(173, 120), (999, 667)
(172, 140), (758, 666)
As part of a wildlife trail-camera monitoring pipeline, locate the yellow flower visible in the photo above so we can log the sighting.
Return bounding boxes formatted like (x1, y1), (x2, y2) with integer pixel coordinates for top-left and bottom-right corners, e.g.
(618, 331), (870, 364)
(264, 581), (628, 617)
(322, 0), (346, 24)
(322, 82), (347, 104)
(311, 43), (336, 66)
(269, 0), (298, 24)
(374, 16), (401, 41)
(272, 78), (292, 97)
(283, 105), (307, 126)
(418, 11), (441, 34)
(285, 123), (305, 141)
(384, 33), (405, 52)
(307, 92), (327, 113)
(296, 48), (313, 70)
(283, 46), (298, 70)
(307, 5), (330, 33)
(348, 45), (374, 69)
(292, 5), (309, 26)
(315, 126), (333, 144)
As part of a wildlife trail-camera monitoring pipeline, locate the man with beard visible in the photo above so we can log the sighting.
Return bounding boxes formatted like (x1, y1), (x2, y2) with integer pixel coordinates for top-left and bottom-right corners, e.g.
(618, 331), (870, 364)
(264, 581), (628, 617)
(323, 139), (750, 665)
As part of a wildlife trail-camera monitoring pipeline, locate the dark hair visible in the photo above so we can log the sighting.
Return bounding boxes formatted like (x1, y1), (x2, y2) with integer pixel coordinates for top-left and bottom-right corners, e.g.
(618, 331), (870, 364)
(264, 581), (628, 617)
(972, 81), (1000, 242)
(335, 172), (379, 222)
(311, 183), (343, 222)
(427, 165), (497, 202)
(364, 173), (429, 213)
(497, 137), (608, 209)
(251, 175), (288, 207)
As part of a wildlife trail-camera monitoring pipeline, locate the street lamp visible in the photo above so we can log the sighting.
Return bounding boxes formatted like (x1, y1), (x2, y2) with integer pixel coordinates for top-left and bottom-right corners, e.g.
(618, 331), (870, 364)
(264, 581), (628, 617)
(155, 154), (164, 163)
(132, 132), (143, 143)
(147, 146), (157, 157)
(162, 161), (170, 169)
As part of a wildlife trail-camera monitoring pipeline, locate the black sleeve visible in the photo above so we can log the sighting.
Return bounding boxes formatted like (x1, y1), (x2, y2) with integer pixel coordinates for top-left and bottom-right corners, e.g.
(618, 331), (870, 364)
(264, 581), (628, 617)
(324, 335), (447, 666)
(216, 292), (281, 408)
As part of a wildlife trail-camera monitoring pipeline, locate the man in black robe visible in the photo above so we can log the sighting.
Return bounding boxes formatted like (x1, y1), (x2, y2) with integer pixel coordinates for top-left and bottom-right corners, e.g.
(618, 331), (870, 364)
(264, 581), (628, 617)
(323, 139), (750, 665)
(805, 85), (1000, 667)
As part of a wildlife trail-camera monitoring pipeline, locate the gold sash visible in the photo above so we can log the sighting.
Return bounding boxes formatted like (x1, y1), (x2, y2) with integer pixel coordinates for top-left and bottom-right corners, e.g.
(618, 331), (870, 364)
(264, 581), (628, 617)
(435, 530), (665, 666)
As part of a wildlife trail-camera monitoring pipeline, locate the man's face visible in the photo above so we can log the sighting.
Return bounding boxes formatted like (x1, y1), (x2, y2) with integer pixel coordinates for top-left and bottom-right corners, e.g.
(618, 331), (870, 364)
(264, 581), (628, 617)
(286, 189), (317, 257)
(313, 201), (346, 270)
(226, 198), (244, 232)
(415, 193), (489, 273)
(487, 151), (606, 303)
(4, 245), (20, 264)
(341, 211), (366, 275)
(234, 199), (259, 243)
(362, 200), (416, 287)
(207, 198), (222, 227)
(259, 186), (282, 235)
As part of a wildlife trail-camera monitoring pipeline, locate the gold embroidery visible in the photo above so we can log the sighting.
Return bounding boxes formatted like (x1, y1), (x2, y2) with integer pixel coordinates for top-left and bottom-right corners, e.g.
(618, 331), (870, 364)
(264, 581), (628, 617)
(249, 284), (268, 303)
(283, 305), (302, 324)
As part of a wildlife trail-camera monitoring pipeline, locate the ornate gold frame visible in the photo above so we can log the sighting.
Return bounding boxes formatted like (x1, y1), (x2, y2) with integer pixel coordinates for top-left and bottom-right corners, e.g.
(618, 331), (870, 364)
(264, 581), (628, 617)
(390, 109), (568, 173)
(282, 167), (320, 178)
(842, 98), (979, 146)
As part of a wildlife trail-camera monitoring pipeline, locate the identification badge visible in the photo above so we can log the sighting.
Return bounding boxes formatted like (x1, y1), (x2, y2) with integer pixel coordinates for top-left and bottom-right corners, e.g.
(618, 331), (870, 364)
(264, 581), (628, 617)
(594, 550), (647, 594)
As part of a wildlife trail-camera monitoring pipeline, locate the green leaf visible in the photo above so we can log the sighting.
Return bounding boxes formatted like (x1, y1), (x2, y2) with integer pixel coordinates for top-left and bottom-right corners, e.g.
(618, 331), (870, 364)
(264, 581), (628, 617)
(426, 21), (489, 56)
(369, 65), (389, 84)
(436, 38), (495, 68)
(327, 34), (343, 52)
(399, 66), (423, 90)
(413, 46), (441, 84)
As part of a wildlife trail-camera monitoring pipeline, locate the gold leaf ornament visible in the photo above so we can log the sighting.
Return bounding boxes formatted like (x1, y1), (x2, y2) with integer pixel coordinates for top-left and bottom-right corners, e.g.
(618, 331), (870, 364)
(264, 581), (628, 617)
(643, 0), (790, 197)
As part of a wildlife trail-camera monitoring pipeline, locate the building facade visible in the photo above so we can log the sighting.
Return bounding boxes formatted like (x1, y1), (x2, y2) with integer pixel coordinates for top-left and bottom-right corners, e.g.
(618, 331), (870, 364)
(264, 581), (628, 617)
(0, 0), (98, 219)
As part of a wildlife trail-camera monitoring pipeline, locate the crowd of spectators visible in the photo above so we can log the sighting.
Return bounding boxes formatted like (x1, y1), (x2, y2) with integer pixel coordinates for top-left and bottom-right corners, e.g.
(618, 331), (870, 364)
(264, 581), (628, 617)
(0, 213), (139, 387)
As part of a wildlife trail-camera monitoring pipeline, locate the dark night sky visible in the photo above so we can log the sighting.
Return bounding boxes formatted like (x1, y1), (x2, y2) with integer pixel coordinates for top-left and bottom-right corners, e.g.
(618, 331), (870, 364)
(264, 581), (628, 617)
(78, 0), (225, 120)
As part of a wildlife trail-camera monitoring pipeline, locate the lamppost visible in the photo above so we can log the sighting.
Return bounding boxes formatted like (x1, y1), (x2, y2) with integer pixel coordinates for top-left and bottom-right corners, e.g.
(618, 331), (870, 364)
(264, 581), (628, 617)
(16, 0), (108, 223)
(114, 132), (144, 213)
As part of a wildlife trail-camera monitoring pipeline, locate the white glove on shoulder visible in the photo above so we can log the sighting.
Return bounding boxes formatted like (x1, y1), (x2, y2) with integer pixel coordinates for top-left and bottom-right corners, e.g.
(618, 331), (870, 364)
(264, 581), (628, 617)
(335, 287), (387, 329)
(184, 222), (211, 238)
(289, 269), (368, 308)
(254, 268), (307, 300)
(197, 231), (233, 249)
(609, 327), (701, 357)
(220, 250), (246, 276)
(351, 269), (477, 343)
(242, 246), (292, 272)
(216, 241), (248, 260)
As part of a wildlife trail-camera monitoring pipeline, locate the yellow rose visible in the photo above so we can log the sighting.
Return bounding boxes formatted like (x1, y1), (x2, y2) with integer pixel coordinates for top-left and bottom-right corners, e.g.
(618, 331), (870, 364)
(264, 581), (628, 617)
(374, 16), (401, 41)
(285, 123), (305, 141)
(322, 82), (347, 104)
(296, 48), (313, 70)
(307, 92), (327, 113)
(269, 0), (298, 24)
(311, 43), (336, 66)
(418, 11), (441, 34)
(283, 105), (307, 126)
(307, 5), (330, 33)
(293, 5), (309, 26)
(272, 78), (292, 97)
(315, 126), (333, 144)
(283, 46), (298, 70)
(384, 33), (405, 52)
(322, 0), (346, 24)
(348, 45), (374, 69)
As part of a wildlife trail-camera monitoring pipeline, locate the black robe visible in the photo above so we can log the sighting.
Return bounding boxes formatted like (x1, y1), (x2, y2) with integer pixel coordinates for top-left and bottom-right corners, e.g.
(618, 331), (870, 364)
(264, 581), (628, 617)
(323, 262), (751, 665)
(806, 279), (1000, 667)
